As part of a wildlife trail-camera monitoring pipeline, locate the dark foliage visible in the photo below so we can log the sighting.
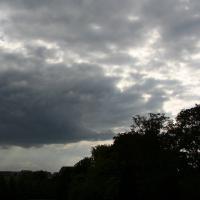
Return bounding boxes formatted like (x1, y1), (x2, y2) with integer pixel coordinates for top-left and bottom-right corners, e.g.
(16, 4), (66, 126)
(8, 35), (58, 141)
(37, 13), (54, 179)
(0, 104), (200, 199)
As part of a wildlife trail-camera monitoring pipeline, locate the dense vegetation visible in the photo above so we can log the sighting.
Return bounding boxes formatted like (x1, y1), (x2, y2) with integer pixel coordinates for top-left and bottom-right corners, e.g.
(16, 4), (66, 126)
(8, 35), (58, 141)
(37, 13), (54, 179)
(0, 104), (200, 200)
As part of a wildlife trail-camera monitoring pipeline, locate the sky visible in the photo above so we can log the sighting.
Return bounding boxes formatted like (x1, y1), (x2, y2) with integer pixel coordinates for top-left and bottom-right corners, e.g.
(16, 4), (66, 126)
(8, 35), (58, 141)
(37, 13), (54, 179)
(0, 0), (199, 171)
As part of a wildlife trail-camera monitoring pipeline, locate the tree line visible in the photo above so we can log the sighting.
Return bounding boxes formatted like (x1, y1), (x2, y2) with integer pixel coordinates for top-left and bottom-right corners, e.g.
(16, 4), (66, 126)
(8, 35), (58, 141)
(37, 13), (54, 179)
(0, 104), (200, 199)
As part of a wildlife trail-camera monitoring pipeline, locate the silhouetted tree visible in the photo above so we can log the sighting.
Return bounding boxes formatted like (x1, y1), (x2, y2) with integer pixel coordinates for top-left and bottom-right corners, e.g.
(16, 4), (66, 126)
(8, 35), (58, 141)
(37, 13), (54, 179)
(0, 104), (199, 200)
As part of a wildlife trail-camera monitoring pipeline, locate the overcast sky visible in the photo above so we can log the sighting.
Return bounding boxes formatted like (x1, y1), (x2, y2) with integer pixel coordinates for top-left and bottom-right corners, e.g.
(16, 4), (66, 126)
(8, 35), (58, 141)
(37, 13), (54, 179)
(0, 0), (199, 171)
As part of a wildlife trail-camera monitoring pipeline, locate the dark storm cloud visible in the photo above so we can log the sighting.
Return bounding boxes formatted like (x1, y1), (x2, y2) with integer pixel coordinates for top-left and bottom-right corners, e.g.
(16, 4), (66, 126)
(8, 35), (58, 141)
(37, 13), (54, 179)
(0, 45), (180, 147)
(0, 61), (113, 146)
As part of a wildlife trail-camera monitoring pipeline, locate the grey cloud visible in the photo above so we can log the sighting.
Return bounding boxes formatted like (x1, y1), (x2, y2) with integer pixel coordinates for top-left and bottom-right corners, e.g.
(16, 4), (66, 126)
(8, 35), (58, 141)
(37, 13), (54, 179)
(1, 0), (200, 55)
(140, 0), (200, 59)
(0, 44), (179, 147)
(0, 0), (199, 148)
(0, 63), (113, 146)
(1, 0), (147, 52)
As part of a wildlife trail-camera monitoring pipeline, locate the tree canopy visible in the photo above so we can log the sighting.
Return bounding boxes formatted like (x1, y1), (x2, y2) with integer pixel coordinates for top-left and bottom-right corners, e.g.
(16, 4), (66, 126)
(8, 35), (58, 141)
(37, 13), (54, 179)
(0, 104), (200, 200)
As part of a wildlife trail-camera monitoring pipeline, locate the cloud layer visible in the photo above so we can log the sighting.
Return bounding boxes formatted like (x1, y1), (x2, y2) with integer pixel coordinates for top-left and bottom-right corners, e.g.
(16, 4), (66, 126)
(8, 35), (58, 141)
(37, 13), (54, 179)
(0, 51), (175, 146)
(0, 0), (199, 148)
